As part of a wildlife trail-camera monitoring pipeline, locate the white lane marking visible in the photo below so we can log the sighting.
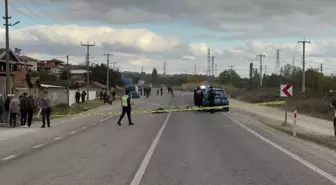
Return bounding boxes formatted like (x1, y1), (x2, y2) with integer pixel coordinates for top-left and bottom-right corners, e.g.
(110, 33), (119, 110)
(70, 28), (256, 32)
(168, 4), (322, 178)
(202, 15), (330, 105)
(223, 113), (336, 184)
(54, 137), (63, 141)
(82, 126), (87, 130)
(100, 116), (113, 122)
(32, 144), (44, 149)
(130, 99), (175, 185)
(70, 131), (77, 134)
(92, 122), (97, 126)
(2, 155), (17, 161)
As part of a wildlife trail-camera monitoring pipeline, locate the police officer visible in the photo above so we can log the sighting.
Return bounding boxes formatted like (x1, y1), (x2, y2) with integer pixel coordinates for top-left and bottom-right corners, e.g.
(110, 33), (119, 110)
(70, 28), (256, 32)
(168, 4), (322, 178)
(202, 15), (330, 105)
(208, 86), (215, 114)
(195, 87), (204, 110)
(117, 90), (134, 126)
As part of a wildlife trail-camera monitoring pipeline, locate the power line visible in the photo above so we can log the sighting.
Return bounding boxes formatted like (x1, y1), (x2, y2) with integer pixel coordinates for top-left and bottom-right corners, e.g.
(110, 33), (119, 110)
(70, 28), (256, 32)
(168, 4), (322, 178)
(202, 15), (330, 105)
(256, 54), (266, 86)
(81, 42), (95, 100)
(298, 39), (311, 93)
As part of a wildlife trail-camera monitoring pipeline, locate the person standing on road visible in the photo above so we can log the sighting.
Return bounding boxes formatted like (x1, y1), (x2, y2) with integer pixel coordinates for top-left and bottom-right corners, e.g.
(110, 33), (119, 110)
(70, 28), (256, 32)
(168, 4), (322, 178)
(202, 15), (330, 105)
(196, 87), (204, 110)
(26, 95), (35, 127)
(0, 94), (4, 123)
(208, 86), (215, 114)
(39, 91), (51, 128)
(160, 87), (163, 96)
(5, 94), (11, 123)
(157, 88), (159, 96)
(75, 89), (80, 104)
(81, 90), (86, 103)
(117, 90), (134, 126)
(19, 92), (28, 126)
(9, 94), (19, 128)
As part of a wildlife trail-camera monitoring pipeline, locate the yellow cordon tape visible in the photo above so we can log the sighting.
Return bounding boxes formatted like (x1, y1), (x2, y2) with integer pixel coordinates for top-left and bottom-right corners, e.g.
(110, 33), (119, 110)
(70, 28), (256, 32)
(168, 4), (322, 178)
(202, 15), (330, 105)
(49, 101), (285, 118)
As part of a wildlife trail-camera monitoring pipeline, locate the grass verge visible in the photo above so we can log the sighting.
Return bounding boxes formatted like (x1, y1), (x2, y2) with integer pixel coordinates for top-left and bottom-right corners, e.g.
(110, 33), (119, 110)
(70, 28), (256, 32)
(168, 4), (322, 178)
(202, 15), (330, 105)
(238, 109), (336, 151)
(33, 98), (105, 121)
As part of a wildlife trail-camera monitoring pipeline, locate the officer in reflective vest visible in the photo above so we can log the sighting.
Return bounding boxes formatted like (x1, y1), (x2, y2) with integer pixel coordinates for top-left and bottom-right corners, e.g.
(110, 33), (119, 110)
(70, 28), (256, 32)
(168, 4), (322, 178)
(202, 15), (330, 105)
(117, 90), (134, 126)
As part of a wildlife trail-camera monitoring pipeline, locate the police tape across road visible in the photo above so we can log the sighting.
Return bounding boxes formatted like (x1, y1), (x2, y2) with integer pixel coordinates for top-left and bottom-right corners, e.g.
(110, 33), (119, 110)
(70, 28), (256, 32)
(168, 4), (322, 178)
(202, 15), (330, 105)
(47, 101), (285, 118)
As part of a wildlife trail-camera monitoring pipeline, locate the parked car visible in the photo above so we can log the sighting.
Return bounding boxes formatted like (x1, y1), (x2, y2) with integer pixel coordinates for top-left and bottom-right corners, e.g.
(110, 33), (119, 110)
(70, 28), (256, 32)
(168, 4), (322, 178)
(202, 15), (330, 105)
(202, 88), (230, 112)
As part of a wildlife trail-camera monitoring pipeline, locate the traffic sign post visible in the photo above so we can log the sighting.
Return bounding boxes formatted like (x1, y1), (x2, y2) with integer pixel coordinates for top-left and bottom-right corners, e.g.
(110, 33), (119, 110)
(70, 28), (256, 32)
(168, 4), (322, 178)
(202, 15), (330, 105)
(280, 84), (293, 126)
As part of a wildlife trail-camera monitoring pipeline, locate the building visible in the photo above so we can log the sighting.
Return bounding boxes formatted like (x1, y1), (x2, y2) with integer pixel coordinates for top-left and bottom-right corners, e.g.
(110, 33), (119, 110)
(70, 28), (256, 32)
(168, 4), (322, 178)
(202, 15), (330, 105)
(17, 55), (38, 71)
(38, 58), (64, 75)
(0, 48), (30, 93)
(69, 65), (88, 80)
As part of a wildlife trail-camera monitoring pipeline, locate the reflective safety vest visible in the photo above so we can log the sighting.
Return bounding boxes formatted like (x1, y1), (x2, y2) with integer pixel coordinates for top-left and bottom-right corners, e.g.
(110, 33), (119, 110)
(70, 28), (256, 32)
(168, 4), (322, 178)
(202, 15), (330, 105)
(121, 95), (129, 107)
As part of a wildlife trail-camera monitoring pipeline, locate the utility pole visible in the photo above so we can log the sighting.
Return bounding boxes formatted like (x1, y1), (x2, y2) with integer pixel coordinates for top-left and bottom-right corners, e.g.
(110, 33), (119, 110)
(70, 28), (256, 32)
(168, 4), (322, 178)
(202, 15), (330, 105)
(229, 65), (235, 71)
(274, 49), (280, 75)
(320, 63), (323, 74)
(163, 62), (166, 75)
(228, 65), (235, 85)
(112, 61), (118, 70)
(104, 53), (113, 92)
(265, 65), (267, 75)
(66, 55), (70, 106)
(141, 65), (143, 73)
(298, 39), (311, 93)
(215, 64), (217, 76)
(211, 56), (215, 76)
(4, 0), (20, 95)
(194, 64), (196, 75)
(207, 48), (211, 76)
(256, 54), (266, 86)
(81, 42), (95, 101)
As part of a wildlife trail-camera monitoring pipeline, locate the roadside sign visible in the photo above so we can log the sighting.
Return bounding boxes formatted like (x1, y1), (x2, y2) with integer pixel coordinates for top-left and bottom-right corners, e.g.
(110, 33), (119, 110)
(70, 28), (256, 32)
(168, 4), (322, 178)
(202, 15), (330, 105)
(280, 84), (293, 97)
(280, 84), (293, 126)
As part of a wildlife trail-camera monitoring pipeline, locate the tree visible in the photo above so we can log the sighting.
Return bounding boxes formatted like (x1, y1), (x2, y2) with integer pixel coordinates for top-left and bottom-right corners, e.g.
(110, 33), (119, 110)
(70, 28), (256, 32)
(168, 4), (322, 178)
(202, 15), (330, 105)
(89, 63), (122, 87)
(151, 68), (158, 85)
(60, 69), (70, 80)
(218, 69), (240, 86)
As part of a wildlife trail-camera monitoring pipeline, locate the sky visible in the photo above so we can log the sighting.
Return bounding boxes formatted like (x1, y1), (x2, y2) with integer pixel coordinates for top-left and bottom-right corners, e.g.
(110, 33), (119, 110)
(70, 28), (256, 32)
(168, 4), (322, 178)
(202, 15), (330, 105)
(2, 0), (336, 77)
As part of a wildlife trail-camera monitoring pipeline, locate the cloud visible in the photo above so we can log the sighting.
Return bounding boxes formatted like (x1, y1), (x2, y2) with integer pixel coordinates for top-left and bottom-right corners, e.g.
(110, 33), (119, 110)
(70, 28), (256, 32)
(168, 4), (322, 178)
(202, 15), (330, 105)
(2, 24), (336, 77)
(22, 0), (336, 40)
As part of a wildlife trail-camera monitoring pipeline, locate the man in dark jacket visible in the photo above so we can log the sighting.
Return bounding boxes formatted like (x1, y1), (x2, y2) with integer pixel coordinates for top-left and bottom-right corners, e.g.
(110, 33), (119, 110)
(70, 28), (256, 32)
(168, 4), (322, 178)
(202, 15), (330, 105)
(81, 90), (86, 103)
(19, 93), (28, 126)
(195, 87), (204, 110)
(75, 90), (80, 104)
(26, 95), (36, 127)
(5, 94), (11, 123)
(208, 86), (215, 114)
(117, 90), (134, 126)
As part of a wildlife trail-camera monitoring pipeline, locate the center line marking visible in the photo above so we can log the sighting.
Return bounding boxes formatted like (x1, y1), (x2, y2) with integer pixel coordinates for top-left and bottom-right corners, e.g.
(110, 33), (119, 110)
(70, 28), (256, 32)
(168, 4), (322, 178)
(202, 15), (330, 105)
(222, 112), (336, 184)
(2, 155), (17, 161)
(32, 144), (44, 149)
(130, 99), (175, 185)
(54, 137), (63, 140)
(70, 131), (76, 134)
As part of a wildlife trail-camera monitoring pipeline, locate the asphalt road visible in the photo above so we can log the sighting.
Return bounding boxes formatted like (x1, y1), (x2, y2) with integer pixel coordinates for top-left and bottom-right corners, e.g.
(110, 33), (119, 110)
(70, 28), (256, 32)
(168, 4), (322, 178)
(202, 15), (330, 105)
(1, 91), (336, 185)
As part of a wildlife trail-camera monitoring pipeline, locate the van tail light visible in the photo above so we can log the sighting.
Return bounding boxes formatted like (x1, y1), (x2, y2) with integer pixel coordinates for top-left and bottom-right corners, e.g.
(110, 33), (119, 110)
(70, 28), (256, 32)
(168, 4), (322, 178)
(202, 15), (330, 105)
(223, 94), (228, 99)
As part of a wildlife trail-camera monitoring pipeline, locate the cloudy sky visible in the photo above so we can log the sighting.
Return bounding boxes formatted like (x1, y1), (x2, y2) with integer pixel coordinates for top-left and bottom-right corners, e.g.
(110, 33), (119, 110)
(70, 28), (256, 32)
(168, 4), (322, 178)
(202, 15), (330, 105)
(1, 0), (336, 77)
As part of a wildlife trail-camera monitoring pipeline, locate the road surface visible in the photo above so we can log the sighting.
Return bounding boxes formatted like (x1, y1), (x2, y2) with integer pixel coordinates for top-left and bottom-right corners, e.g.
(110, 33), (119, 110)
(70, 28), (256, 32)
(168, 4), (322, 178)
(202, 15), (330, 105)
(1, 91), (336, 185)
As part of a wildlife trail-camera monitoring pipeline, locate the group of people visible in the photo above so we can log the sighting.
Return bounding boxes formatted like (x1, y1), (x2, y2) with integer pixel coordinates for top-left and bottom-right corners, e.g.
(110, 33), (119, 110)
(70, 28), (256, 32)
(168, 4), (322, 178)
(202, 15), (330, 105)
(140, 86), (152, 98)
(0, 91), (52, 128)
(167, 87), (174, 96)
(194, 86), (216, 114)
(156, 87), (163, 96)
(99, 88), (116, 104)
(75, 89), (87, 104)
